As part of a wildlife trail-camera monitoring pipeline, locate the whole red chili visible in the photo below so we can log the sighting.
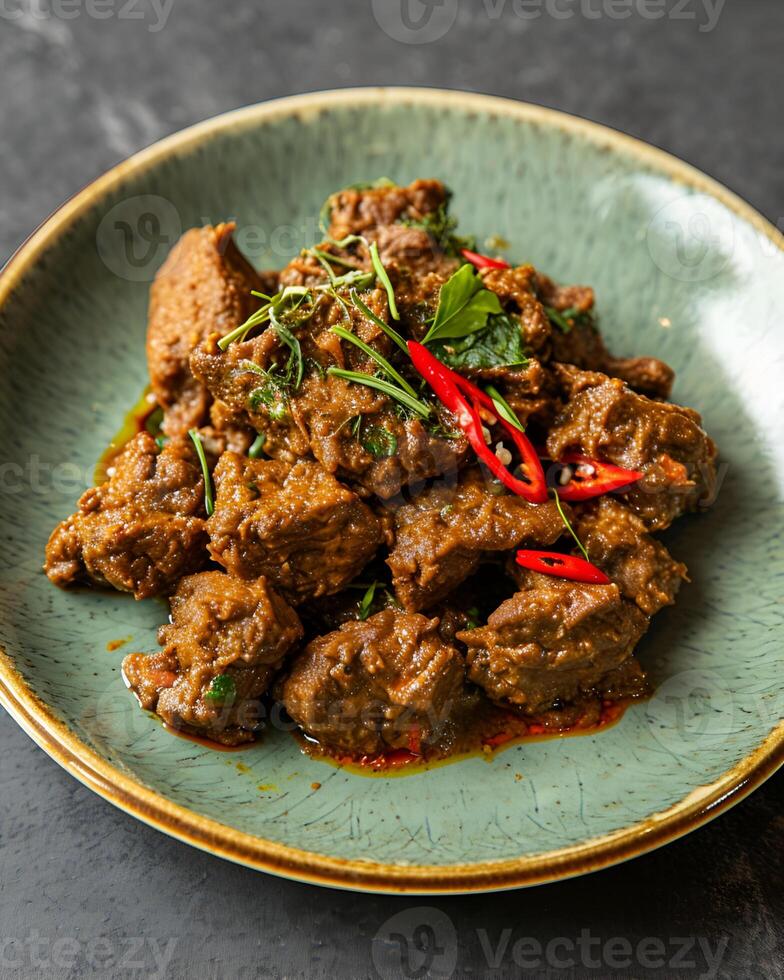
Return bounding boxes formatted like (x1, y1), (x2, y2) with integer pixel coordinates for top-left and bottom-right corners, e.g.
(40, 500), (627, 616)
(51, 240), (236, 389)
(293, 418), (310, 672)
(460, 248), (511, 271)
(548, 452), (643, 502)
(408, 341), (548, 503)
(515, 549), (610, 585)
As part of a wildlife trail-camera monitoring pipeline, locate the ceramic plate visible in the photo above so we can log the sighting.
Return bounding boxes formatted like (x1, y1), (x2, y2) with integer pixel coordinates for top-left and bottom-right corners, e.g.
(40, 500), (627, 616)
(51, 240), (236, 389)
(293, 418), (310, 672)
(1, 89), (782, 894)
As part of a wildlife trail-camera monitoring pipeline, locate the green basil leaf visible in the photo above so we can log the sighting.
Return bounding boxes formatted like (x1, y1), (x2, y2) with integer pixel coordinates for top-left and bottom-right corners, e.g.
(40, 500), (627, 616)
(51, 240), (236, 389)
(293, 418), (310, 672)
(423, 264), (503, 343)
(430, 313), (528, 371)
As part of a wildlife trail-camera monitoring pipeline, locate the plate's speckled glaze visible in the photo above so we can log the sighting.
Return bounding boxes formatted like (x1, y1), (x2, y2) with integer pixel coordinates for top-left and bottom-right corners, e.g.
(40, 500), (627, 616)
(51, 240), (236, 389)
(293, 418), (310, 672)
(1, 89), (782, 893)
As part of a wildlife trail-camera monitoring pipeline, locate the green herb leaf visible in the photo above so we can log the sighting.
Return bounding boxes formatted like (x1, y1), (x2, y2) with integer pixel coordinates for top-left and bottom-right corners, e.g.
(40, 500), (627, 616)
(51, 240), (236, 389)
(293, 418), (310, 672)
(485, 384), (526, 432)
(369, 241), (400, 321)
(326, 367), (431, 418)
(248, 433), (266, 459)
(331, 325), (417, 398)
(400, 195), (475, 257)
(357, 581), (379, 620)
(423, 264), (503, 343)
(361, 426), (398, 458)
(188, 428), (214, 517)
(430, 312), (528, 371)
(465, 606), (482, 630)
(544, 305), (593, 334)
(144, 405), (164, 437)
(349, 289), (408, 354)
(553, 488), (589, 562)
(205, 674), (236, 703)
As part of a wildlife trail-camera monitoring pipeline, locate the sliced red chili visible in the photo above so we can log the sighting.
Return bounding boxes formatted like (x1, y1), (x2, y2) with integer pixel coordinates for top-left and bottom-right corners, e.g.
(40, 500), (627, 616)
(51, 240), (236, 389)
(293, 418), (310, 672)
(549, 452), (643, 502)
(460, 248), (510, 271)
(515, 549), (610, 585)
(408, 341), (548, 503)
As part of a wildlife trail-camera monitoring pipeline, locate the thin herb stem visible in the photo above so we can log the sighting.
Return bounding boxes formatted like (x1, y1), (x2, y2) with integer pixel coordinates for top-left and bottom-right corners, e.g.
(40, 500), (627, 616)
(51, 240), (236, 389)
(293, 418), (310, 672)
(370, 241), (400, 321)
(349, 289), (408, 353)
(188, 428), (214, 517)
(552, 488), (588, 561)
(327, 367), (431, 418)
(331, 325), (417, 398)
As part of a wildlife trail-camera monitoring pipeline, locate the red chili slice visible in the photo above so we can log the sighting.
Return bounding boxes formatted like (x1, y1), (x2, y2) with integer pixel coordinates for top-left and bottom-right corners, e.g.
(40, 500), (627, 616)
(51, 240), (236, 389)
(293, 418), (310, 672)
(460, 248), (511, 270)
(515, 549), (611, 585)
(549, 452), (643, 502)
(408, 341), (548, 503)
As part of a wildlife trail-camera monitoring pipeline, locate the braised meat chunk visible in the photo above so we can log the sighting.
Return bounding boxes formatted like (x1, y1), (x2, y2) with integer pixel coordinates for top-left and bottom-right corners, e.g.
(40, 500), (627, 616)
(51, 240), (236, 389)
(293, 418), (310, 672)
(206, 452), (382, 604)
(547, 366), (717, 530)
(281, 609), (465, 756)
(325, 178), (451, 242)
(44, 432), (207, 599)
(190, 285), (467, 498)
(387, 468), (566, 611)
(147, 223), (262, 435)
(459, 571), (649, 714)
(123, 571), (302, 745)
(575, 496), (688, 615)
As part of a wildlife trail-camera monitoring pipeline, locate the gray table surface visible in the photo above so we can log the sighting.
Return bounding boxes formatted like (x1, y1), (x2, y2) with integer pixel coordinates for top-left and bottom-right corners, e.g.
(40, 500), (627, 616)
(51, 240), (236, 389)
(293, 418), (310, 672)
(1, 2), (782, 977)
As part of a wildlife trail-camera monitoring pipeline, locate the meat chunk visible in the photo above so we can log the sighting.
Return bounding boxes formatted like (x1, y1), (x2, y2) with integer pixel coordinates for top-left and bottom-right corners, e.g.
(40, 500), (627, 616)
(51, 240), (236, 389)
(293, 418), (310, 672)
(575, 496), (689, 615)
(481, 265), (552, 358)
(326, 178), (450, 242)
(458, 572), (649, 714)
(538, 274), (673, 399)
(44, 433), (208, 599)
(281, 609), (465, 756)
(387, 468), (566, 611)
(190, 289), (467, 498)
(547, 366), (717, 530)
(123, 571), (302, 745)
(147, 223), (262, 435)
(206, 453), (382, 604)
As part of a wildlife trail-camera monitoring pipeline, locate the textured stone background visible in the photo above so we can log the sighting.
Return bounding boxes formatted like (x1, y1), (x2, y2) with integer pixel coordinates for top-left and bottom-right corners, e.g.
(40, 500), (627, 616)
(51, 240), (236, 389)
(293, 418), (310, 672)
(1, 1), (782, 977)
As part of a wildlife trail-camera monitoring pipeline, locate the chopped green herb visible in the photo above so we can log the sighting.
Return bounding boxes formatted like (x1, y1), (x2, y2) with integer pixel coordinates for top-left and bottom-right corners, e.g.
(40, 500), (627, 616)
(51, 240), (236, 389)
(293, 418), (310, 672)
(485, 384), (526, 432)
(369, 241), (400, 321)
(553, 488), (590, 562)
(465, 606), (482, 630)
(269, 307), (304, 389)
(330, 325), (417, 397)
(357, 581), (379, 620)
(217, 285), (310, 351)
(205, 674), (236, 703)
(362, 425), (398, 458)
(306, 247), (361, 271)
(545, 306), (593, 334)
(349, 289), (408, 353)
(423, 264), (503, 344)
(327, 367), (431, 418)
(248, 433), (266, 458)
(154, 435), (168, 451)
(188, 428), (214, 517)
(145, 405), (164, 437)
(401, 198), (474, 257)
(430, 312), (528, 372)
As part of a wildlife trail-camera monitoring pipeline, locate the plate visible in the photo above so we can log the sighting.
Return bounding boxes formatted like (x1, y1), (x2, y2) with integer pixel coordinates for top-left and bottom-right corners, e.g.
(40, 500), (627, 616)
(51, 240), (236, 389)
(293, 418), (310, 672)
(1, 88), (782, 894)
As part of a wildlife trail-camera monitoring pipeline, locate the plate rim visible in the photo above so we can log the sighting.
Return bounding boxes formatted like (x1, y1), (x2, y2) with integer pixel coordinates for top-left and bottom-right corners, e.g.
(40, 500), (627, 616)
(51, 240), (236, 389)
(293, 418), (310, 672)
(2, 86), (783, 894)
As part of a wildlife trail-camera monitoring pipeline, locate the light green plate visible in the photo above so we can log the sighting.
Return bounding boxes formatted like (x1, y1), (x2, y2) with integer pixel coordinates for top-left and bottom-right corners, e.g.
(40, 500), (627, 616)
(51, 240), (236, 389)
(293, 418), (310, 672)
(1, 89), (782, 894)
